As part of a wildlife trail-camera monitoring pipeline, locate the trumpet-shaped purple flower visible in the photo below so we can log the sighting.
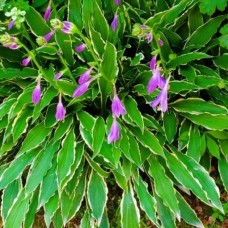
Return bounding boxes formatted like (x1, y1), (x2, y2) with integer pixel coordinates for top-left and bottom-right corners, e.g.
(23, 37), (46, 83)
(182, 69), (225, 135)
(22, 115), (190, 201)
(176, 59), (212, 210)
(111, 93), (126, 117)
(158, 39), (164, 46)
(115, 0), (121, 5)
(111, 13), (118, 31)
(55, 94), (66, 121)
(61, 21), (76, 34)
(44, 1), (51, 21)
(44, 30), (55, 42)
(22, 56), (31, 66)
(108, 118), (120, 144)
(8, 20), (15, 30)
(75, 43), (86, 52)
(73, 80), (91, 98)
(150, 76), (170, 112)
(54, 71), (63, 80)
(32, 78), (41, 104)
(150, 56), (157, 71)
(147, 32), (153, 43)
(78, 67), (92, 85)
(147, 68), (165, 93)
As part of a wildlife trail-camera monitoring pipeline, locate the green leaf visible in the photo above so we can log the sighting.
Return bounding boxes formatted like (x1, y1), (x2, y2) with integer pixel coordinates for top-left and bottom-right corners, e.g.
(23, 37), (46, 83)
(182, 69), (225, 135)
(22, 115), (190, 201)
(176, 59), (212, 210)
(164, 111), (177, 143)
(214, 54), (228, 70)
(25, 141), (60, 193)
(39, 160), (58, 208)
(219, 140), (228, 160)
(112, 169), (128, 191)
(182, 113), (228, 130)
(187, 125), (201, 162)
(175, 150), (223, 212)
(55, 31), (74, 66)
(124, 96), (144, 132)
(128, 126), (164, 157)
(89, 25), (105, 57)
(66, 171), (87, 222)
(18, 122), (52, 155)
(57, 128), (76, 189)
(84, 153), (109, 178)
(12, 108), (32, 142)
(156, 195), (176, 228)
(92, 117), (106, 157)
(121, 185), (140, 228)
(167, 52), (211, 69)
(44, 193), (59, 227)
(149, 157), (180, 219)
(176, 192), (204, 227)
(54, 116), (73, 142)
(130, 53), (144, 66)
(4, 190), (31, 228)
(0, 67), (38, 80)
(184, 15), (226, 50)
(0, 150), (37, 189)
(25, 6), (50, 36)
(219, 34), (228, 49)
(68, 0), (83, 30)
(199, 0), (227, 15)
(82, 0), (94, 34)
(24, 189), (39, 228)
(80, 211), (91, 228)
(206, 135), (220, 159)
(188, 6), (203, 34)
(0, 98), (16, 119)
(218, 157), (228, 192)
(77, 110), (95, 132)
(32, 86), (58, 123)
(1, 180), (21, 222)
(165, 151), (211, 206)
(87, 171), (108, 225)
(172, 98), (227, 115)
(169, 81), (199, 93)
(93, 1), (109, 40)
(101, 42), (118, 82)
(134, 178), (159, 226)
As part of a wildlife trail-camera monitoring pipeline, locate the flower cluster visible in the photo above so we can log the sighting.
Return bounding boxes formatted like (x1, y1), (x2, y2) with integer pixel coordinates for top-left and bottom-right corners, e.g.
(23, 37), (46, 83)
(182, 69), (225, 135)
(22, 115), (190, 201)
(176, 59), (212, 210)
(147, 56), (170, 112)
(108, 87), (126, 143)
(0, 33), (19, 49)
(5, 7), (26, 30)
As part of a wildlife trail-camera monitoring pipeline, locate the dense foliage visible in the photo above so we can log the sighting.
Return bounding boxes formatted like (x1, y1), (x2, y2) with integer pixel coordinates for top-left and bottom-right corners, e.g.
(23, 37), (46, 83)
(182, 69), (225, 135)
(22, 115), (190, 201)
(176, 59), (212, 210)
(0, 0), (228, 227)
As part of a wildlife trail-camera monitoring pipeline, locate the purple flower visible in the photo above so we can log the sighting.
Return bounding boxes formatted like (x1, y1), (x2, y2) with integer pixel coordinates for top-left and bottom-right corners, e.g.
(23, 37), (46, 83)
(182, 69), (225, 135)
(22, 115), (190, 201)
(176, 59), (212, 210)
(54, 71), (63, 80)
(1, 35), (19, 49)
(78, 67), (92, 85)
(115, 0), (121, 5)
(75, 43), (86, 52)
(150, 56), (157, 71)
(55, 94), (66, 121)
(147, 32), (153, 43)
(61, 21), (76, 34)
(8, 20), (15, 30)
(158, 39), (164, 46)
(150, 76), (170, 112)
(44, 1), (51, 21)
(111, 93), (126, 117)
(32, 78), (41, 105)
(44, 30), (55, 42)
(108, 118), (120, 144)
(73, 80), (91, 98)
(22, 56), (31, 66)
(111, 13), (118, 31)
(147, 68), (166, 93)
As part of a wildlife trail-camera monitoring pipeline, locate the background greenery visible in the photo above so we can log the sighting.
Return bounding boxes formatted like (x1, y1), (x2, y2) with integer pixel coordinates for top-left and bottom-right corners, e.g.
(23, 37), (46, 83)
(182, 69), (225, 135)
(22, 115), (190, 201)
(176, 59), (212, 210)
(0, 0), (228, 227)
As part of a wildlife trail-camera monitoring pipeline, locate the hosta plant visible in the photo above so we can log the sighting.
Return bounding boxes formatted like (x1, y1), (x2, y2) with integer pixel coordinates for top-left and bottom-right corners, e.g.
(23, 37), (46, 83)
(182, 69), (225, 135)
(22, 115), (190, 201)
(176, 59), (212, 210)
(0, 0), (228, 227)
